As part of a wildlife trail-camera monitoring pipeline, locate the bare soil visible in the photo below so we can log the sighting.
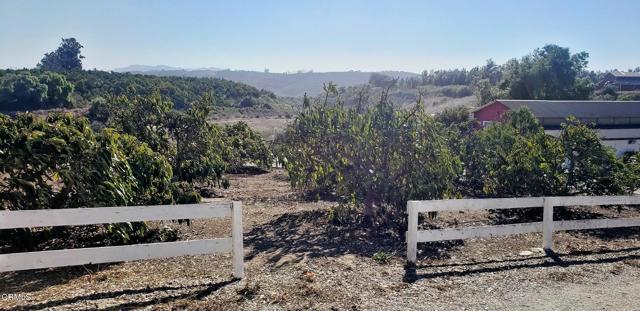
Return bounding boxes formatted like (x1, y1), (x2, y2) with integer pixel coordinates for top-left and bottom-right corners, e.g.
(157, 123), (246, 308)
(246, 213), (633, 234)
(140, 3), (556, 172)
(211, 117), (292, 141)
(1, 169), (640, 310)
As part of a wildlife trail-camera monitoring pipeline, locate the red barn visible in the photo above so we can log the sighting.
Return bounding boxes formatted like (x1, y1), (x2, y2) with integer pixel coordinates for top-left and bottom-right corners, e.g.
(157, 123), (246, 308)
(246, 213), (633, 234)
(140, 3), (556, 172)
(472, 100), (510, 127)
(472, 99), (640, 156)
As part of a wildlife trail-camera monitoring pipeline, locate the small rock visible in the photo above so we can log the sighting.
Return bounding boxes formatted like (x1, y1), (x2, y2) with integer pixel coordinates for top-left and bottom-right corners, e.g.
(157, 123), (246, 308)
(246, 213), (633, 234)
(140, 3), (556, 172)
(530, 247), (545, 253)
(519, 251), (533, 256)
(301, 271), (316, 282)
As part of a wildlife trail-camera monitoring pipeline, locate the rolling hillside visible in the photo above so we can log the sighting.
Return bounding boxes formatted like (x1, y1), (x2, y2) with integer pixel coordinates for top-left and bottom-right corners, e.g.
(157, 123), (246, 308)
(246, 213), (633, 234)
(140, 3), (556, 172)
(114, 66), (419, 97)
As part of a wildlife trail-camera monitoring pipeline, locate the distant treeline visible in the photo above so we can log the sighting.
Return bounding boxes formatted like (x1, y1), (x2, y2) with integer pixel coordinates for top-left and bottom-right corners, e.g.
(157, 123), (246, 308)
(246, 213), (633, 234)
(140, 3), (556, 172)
(0, 69), (277, 111)
(369, 44), (640, 105)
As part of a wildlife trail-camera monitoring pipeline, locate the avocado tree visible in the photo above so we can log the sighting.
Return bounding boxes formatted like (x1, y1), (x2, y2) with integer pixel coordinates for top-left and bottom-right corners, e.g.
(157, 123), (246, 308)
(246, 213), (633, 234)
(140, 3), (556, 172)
(277, 88), (459, 231)
(0, 112), (175, 248)
(0, 71), (74, 110)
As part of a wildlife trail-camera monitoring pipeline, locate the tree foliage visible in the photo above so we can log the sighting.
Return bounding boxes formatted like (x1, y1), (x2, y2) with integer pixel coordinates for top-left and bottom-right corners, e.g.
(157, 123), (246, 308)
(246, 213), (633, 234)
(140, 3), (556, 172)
(37, 38), (85, 71)
(277, 89), (459, 230)
(93, 93), (272, 186)
(499, 45), (594, 100)
(459, 109), (635, 198)
(0, 112), (175, 248)
(0, 71), (73, 110)
(222, 121), (273, 171)
(560, 117), (628, 195)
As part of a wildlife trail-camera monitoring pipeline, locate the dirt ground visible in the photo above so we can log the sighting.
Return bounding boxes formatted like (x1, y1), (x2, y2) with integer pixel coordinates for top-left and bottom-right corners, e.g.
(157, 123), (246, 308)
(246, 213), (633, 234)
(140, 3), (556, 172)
(1, 169), (640, 310)
(212, 117), (292, 141)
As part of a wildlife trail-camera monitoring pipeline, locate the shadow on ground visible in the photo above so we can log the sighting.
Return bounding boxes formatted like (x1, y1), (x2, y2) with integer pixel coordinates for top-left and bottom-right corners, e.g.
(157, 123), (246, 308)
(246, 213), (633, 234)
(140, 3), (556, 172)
(403, 247), (640, 283)
(8, 279), (237, 311)
(0, 263), (119, 293)
(245, 209), (462, 264)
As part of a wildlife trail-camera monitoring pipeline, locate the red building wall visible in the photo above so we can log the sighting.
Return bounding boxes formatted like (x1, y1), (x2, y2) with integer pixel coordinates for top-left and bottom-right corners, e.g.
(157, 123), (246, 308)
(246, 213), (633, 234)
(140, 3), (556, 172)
(473, 101), (510, 127)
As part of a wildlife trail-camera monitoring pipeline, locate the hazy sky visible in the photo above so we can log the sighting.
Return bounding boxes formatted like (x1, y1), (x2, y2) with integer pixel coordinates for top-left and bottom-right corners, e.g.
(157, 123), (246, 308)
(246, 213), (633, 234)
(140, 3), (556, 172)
(1, 0), (639, 73)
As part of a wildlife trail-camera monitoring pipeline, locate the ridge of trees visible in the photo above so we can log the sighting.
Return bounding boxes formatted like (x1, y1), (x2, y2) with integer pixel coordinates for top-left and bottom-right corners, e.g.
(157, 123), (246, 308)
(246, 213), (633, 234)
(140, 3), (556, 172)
(373, 44), (638, 106)
(0, 38), (277, 112)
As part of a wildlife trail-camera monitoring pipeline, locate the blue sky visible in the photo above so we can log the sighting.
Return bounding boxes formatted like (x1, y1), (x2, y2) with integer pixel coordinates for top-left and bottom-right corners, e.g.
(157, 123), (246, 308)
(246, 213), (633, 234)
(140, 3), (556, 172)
(0, 0), (638, 72)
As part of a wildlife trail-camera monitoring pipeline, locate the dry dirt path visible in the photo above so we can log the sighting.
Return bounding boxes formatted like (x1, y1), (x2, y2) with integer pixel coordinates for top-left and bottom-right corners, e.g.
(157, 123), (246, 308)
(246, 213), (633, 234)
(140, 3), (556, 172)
(1, 170), (640, 310)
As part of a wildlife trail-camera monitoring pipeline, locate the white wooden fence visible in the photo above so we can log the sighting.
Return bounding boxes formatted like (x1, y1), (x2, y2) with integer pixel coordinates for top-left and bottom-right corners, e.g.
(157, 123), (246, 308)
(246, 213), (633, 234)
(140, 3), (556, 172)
(0, 202), (244, 278)
(407, 196), (640, 263)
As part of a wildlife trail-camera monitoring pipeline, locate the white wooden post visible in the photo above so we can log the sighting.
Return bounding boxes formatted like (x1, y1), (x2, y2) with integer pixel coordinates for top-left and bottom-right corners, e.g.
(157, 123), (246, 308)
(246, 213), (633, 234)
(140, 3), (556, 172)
(542, 197), (554, 251)
(231, 201), (244, 278)
(407, 201), (418, 263)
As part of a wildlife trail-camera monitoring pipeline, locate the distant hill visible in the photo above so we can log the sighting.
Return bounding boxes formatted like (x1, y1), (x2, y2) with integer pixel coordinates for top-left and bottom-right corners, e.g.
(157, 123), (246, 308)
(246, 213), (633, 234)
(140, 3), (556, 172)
(115, 66), (419, 97)
(0, 69), (278, 111)
(114, 65), (224, 73)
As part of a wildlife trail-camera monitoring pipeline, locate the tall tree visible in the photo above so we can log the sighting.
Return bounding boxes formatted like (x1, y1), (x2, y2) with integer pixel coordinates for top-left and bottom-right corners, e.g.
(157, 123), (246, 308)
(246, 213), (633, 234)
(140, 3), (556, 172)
(37, 38), (85, 71)
(499, 44), (593, 100)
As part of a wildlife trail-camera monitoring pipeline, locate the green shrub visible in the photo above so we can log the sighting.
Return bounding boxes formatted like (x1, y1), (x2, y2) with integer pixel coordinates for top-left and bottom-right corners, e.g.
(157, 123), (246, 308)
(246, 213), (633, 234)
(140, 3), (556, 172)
(278, 87), (459, 231)
(460, 109), (565, 197)
(93, 93), (272, 185)
(0, 112), (177, 249)
(0, 71), (73, 111)
(327, 203), (360, 226)
(560, 117), (628, 195)
(170, 182), (202, 204)
(372, 251), (392, 264)
(222, 121), (273, 171)
(459, 109), (635, 197)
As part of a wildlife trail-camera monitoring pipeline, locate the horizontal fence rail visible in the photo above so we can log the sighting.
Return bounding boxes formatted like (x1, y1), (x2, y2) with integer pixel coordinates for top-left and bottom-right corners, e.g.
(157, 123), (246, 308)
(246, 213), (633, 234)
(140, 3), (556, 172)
(407, 196), (640, 263)
(0, 202), (244, 278)
(0, 204), (232, 229)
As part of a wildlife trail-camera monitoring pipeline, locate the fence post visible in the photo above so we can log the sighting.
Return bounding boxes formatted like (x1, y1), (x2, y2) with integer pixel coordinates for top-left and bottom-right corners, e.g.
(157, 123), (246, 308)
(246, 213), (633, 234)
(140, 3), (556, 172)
(542, 197), (554, 252)
(231, 201), (244, 278)
(407, 201), (418, 263)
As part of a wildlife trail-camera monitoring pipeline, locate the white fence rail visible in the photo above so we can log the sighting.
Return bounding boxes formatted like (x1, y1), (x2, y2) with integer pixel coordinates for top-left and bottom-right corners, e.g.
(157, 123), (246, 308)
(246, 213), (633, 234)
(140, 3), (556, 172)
(0, 202), (244, 278)
(407, 196), (640, 263)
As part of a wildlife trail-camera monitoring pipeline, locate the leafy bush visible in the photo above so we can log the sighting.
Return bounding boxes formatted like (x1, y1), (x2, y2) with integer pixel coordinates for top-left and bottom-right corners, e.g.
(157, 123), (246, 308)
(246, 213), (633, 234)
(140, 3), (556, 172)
(434, 106), (471, 127)
(327, 203), (361, 226)
(0, 112), (177, 249)
(0, 71), (73, 111)
(170, 182), (202, 204)
(622, 152), (640, 193)
(93, 93), (223, 185)
(560, 117), (628, 195)
(0, 113), (132, 211)
(372, 251), (392, 264)
(168, 99), (229, 186)
(460, 110), (565, 197)
(222, 121), (273, 171)
(277, 89), (459, 231)
(92, 93), (272, 186)
(459, 109), (635, 197)
(112, 130), (174, 205)
(39, 72), (75, 107)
